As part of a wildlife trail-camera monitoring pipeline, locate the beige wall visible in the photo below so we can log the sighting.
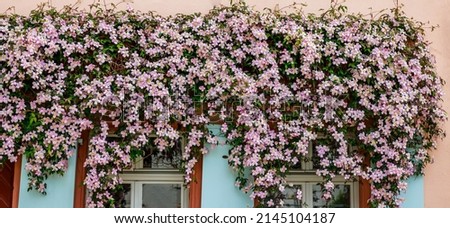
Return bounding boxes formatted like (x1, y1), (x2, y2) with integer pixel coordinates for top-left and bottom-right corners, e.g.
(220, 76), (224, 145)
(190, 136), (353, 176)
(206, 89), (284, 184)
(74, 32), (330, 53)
(1, 0), (449, 207)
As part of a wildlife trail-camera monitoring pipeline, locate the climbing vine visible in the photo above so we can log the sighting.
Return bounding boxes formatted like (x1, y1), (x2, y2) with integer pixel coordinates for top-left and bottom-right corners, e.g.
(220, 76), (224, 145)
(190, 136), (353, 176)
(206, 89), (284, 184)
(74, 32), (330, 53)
(0, 2), (445, 207)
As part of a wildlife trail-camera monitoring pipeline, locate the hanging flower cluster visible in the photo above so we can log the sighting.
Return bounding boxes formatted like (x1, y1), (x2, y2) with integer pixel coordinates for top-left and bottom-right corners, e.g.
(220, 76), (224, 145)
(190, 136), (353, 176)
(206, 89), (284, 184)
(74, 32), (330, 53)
(0, 3), (445, 207)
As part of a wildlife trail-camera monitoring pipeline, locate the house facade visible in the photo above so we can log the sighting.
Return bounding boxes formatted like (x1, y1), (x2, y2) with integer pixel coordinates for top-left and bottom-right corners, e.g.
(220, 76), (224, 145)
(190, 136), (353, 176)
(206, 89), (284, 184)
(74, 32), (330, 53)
(1, 0), (449, 208)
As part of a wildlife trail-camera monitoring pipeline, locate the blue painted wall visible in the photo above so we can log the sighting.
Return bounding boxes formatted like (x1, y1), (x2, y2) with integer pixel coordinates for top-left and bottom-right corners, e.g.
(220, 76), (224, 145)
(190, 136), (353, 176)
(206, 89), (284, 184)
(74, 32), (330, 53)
(400, 176), (424, 208)
(18, 149), (77, 208)
(201, 125), (254, 208)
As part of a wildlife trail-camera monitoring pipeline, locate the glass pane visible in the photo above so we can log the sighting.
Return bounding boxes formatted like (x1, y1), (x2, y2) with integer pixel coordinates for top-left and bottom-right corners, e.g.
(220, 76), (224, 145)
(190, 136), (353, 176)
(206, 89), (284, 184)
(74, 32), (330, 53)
(142, 139), (182, 169)
(291, 161), (302, 170)
(311, 150), (321, 170)
(283, 185), (302, 208)
(142, 184), (182, 208)
(312, 184), (351, 208)
(114, 183), (132, 208)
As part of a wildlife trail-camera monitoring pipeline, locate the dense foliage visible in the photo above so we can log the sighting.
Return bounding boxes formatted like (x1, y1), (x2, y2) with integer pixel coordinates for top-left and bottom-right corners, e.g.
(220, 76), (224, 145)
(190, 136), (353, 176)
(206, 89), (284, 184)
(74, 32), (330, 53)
(0, 3), (445, 207)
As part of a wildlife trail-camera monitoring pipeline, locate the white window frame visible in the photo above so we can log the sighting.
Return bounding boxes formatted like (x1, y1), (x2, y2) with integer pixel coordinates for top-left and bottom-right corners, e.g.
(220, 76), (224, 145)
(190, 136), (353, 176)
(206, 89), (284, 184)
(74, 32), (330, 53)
(286, 141), (359, 208)
(117, 135), (188, 208)
(121, 174), (188, 208)
(285, 176), (359, 208)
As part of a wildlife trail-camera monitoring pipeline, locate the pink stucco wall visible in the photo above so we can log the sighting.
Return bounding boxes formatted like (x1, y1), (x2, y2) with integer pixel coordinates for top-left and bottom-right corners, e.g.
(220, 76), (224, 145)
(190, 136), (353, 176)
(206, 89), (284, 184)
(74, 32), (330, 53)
(1, 0), (449, 207)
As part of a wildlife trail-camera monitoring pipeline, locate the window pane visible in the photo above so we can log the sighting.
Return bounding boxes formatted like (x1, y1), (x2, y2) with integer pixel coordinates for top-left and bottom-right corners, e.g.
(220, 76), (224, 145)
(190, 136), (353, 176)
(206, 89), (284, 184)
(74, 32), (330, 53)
(311, 151), (321, 170)
(291, 162), (302, 170)
(283, 185), (302, 208)
(142, 139), (182, 169)
(142, 184), (182, 208)
(312, 184), (351, 208)
(115, 183), (132, 208)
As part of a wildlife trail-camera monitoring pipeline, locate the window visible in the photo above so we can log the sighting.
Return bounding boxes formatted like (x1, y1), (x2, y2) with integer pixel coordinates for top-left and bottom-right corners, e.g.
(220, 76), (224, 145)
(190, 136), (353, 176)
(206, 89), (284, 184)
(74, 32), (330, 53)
(113, 136), (188, 208)
(285, 142), (359, 208)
